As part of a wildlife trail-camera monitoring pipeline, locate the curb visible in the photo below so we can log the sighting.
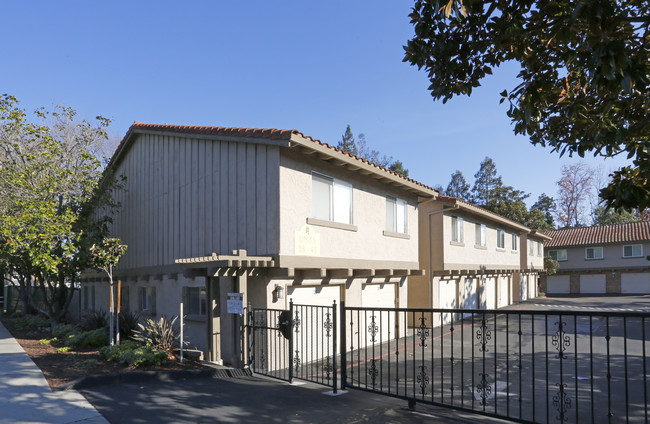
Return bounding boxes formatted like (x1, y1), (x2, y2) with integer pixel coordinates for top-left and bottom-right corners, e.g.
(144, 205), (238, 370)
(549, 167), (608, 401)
(55, 367), (252, 391)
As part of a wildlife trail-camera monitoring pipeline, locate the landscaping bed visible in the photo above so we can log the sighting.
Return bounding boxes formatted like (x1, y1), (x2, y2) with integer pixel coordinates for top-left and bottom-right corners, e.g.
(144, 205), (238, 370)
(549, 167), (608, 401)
(1, 315), (207, 390)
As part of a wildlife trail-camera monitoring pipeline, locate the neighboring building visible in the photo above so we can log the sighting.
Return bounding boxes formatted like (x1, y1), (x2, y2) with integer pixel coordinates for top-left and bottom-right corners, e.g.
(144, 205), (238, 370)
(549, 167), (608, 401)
(542, 222), (650, 295)
(408, 196), (550, 325)
(81, 122), (437, 365)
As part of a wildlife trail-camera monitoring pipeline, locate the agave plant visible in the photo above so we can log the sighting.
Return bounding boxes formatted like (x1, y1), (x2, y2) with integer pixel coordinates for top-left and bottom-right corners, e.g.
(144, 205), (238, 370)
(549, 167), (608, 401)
(133, 315), (181, 358)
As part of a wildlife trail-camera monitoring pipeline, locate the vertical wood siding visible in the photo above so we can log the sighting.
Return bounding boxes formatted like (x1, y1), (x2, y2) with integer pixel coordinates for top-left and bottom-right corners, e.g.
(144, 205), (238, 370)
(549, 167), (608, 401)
(110, 134), (280, 269)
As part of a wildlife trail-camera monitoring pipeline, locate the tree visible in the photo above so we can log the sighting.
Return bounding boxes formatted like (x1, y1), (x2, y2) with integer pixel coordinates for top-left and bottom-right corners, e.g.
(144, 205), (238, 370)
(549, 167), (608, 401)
(403, 0), (650, 211)
(336, 125), (410, 177)
(591, 206), (639, 226)
(445, 170), (470, 200)
(471, 157), (502, 206)
(555, 163), (595, 227)
(531, 194), (557, 229)
(91, 238), (127, 345)
(0, 95), (122, 326)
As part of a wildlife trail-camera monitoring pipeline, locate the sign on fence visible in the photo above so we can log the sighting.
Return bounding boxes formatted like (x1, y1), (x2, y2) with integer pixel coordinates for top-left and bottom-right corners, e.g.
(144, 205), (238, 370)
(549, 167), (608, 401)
(227, 293), (243, 314)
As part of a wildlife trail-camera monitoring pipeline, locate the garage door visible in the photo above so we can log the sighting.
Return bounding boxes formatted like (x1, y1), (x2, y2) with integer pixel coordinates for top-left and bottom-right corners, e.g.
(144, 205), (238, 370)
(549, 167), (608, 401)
(621, 273), (650, 294)
(438, 278), (457, 325)
(520, 276), (528, 301)
(483, 277), (496, 310)
(529, 275), (537, 298)
(497, 276), (509, 307)
(580, 274), (606, 294)
(288, 284), (340, 306)
(361, 283), (396, 344)
(547, 275), (570, 294)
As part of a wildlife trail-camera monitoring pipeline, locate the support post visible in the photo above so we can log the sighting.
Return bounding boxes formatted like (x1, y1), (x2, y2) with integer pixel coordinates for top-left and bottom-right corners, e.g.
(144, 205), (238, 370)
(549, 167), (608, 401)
(333, 300), (338, 394)
(340, 300), (347, 390)
(288, 299), (294, 384)
(180, 302), (184, 363)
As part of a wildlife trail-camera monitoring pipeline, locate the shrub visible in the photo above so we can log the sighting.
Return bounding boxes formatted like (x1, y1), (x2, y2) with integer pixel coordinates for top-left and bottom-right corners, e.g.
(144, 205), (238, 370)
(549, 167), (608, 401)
(74, 359), (98, 369)
(53, 324), (79, 340)
(134, 316), (181, 357)
(80, 310), (109, 331)
(119, 311), (141, 340)
(100, 340), (167, 368)
(57, 347), (71, 353)
(14, 314), (50, 333)
(66, 329), (109, 349)
(39, 338), (57, 345)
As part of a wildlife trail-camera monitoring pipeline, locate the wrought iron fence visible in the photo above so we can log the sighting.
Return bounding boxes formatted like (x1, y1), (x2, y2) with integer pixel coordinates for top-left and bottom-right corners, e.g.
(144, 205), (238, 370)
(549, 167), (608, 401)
(248, 301), (338, 392)
(341, 304), (650, 424)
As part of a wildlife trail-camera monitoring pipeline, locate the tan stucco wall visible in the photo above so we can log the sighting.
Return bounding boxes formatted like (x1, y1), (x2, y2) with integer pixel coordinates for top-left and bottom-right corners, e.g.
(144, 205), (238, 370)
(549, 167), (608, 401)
(278, 152), (419, 263)
(549, 242), (650, 271)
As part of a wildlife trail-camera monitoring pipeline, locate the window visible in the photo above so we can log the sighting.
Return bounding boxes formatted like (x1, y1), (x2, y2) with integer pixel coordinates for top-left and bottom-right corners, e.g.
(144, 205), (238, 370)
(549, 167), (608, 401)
(475, 223), (486, 247)
(312, 173), (352, 225)
(183, 286), (207, 316)
(451, 216), (464, 242)
(548, 249), (567, 261)
(82, 286), (95, 311)
(529, 240), (534, 255)
(496, 229), (505, 249)
(537, 241), (542, 256)
(623, 244), (643, 258)
(139, 287), (156, 314)
(511, 234), (519, 251)
(386, 197), (407, 234)
(585, 247), (604, 260)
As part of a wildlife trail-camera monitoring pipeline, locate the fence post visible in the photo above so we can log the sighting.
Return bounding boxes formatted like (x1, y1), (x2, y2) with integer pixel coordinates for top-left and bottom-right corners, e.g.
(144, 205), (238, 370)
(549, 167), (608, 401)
(340, 300), (347, 390)
(332, 300), (338, 394)
(288, 299), (294, 384)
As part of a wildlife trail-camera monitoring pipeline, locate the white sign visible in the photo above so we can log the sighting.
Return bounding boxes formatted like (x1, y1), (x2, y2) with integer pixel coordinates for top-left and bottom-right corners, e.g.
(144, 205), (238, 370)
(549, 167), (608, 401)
(227, 292), (244, 314)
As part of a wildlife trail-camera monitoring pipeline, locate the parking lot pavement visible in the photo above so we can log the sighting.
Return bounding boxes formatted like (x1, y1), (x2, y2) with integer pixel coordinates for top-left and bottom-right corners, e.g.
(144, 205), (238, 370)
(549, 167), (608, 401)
(80, 374), (510, 424)
(511, 294), (650, 312)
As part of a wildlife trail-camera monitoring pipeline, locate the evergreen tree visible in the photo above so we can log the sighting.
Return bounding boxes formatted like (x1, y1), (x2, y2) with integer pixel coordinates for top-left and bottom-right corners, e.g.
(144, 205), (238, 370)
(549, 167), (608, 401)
(591, 206), (639, 226)
(337, 125), (357, 156)
(388, 160), (409, 178)
(531, 193), (557, 228)
(445, 170), (470, 200)
(336, 125), (409, 177)
(471, 157), (503, 206)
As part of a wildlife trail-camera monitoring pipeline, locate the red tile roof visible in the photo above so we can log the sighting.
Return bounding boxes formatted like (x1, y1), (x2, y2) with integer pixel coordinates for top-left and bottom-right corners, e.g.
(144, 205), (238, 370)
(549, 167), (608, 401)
(109, 122), (437, 195)
(544, 221), (650, 247)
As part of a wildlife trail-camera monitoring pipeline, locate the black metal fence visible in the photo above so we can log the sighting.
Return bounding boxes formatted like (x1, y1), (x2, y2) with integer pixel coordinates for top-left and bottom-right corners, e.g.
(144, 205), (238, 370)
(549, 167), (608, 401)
(341, 305), (650, 424)
(248, 301), (338, 392)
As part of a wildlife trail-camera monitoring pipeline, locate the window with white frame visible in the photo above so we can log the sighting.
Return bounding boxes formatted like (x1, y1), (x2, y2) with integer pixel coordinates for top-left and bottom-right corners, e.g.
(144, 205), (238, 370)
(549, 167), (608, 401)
(623, 244), (643, 258)
(386, 196), (407, 233)
(511, 234), (519, 251)
(475, 223), (486, 247)
(183, 286), (207, 316)
(585, 247), (604, 260)
(451, 216), (464, 243)
(496, 229), (505, 249)
(549, 249), (567, 261)
(529, 240), (534, 255)
(537, 241), (542, 256)
(139, 287), (156, 314)
(82, 286), (95, 311)
(312, 173), (353, 225)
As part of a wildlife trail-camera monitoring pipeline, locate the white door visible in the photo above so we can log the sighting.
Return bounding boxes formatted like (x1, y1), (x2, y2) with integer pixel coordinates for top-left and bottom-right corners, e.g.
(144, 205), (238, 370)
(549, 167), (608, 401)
(622, 273), (650, 294)
(483, 277), (496, 310)
(438, 279), (457, 325)
(520, 277), (528, 301)
(497, 276), (509, 307)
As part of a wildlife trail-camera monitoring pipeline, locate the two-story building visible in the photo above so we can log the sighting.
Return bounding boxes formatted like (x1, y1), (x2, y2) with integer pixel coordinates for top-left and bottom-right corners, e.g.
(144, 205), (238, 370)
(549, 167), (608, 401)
(542, 222), (650, 295)
(81, 122), (437, 365)
(408, 196), (549, 325)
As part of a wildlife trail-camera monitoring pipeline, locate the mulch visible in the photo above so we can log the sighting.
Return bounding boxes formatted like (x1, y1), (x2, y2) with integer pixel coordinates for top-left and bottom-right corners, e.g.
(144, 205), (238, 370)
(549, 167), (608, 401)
(0, 316), (208, 390)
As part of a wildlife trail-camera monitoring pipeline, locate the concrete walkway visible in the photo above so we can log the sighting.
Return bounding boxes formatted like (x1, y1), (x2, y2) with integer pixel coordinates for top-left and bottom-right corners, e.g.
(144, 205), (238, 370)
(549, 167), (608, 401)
(0, 321), (108, 424)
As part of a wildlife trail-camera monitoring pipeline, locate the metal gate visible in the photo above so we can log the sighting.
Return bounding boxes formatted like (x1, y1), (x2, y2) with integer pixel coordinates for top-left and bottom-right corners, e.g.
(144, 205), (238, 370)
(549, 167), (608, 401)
(247, 300), (338, 392)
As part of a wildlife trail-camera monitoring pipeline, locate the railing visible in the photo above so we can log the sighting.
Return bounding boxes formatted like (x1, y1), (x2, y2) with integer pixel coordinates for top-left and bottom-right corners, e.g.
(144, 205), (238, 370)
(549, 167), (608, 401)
(341, 304), (650, 424)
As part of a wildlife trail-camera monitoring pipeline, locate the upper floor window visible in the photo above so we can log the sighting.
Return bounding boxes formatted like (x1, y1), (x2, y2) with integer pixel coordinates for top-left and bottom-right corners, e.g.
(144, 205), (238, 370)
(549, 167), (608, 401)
(451, 216), (464, 243)
(511, 234), (519, 251)
(623, 244), (643, 258)
(312, 173), (352, 225)
(549, 249), (567, 261)
(529, 240), (534, 255)
(537, 241), (542, 256)
(585, 246), (603, 260)
(496, 229), (505, 249)
(475, 223), (486, 247)
(386, 197), (407, 234)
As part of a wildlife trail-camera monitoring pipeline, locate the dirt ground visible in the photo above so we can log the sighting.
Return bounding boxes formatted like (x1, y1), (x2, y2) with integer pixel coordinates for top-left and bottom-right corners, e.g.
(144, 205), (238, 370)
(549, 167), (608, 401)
(1, 317), (207, 389)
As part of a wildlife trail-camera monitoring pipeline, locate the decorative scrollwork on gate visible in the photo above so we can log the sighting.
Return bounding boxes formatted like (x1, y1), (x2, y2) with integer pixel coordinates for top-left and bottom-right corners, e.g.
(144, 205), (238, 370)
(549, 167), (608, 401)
(552, 383), (571, 422)
(293, 310), (301, 333)
(417, 315), (430, 347)
(476, 373), (492, 406)
(417, 365), (429, 395)
(368, 314), (379, 343)
(552, 320), (571, 359)
(476, 317), (492, 352)
(324, 356), (333, 381)
(293, 349), (301, 372)
(324, 312), (333, 338)
(368, 359), (378, 387)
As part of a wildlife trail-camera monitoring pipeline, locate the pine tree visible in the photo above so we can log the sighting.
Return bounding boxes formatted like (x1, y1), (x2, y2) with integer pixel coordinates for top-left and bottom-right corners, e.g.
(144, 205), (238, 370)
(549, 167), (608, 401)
(337, 125), (357, 156)
(471, 157), (502, 206)
(445, 170), (470, 200)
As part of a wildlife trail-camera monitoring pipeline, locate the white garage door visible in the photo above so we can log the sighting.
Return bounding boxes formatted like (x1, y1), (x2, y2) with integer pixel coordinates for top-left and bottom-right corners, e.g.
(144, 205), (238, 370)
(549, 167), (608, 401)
(520, 276), (528, 301)
(497, 276), (509, 307)
(529, 275), (537, 298)
(580, 274), (606, 294)
(621, 273), (650, 294)
(438, 279), (457, 325)
(361, 283), (396, 344)
(288, 285), (340, 306)
(547, 275), (570, 294)
(483, 277), (496, 310)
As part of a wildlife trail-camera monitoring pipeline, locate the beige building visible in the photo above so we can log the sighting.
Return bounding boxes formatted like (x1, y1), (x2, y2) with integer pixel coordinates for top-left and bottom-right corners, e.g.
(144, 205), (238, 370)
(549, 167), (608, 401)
(409, 196), (549, 325)
(81, 122), (437, 365)
(542, 222), (650, 295)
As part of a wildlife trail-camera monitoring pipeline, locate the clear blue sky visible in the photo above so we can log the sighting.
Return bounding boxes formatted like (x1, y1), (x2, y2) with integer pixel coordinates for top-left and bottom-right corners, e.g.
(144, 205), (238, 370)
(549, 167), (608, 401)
(2, 1), (629, 206)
